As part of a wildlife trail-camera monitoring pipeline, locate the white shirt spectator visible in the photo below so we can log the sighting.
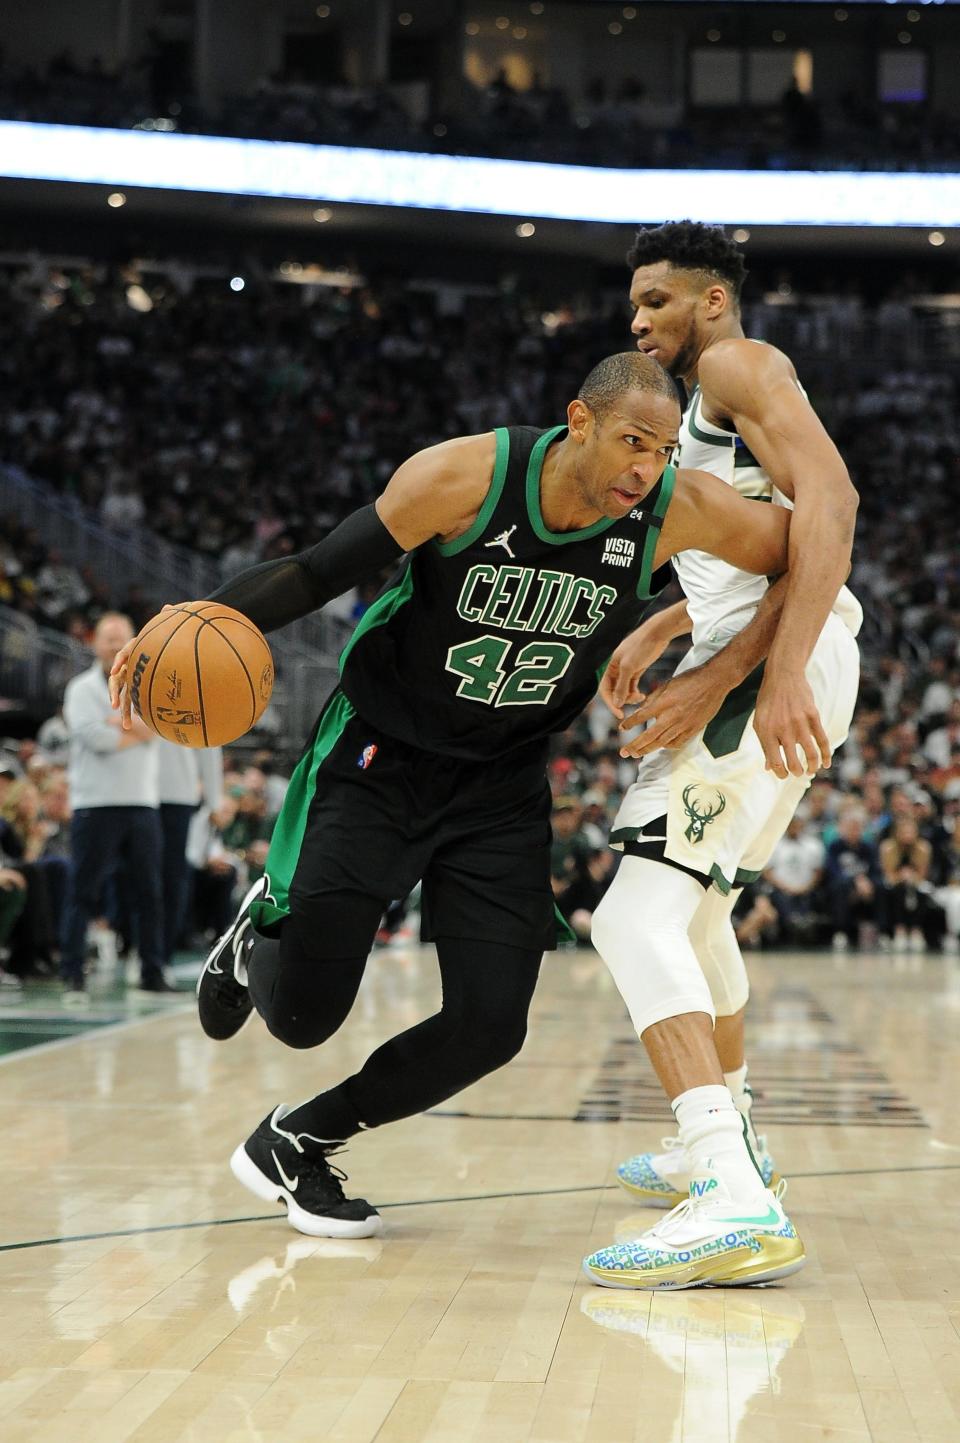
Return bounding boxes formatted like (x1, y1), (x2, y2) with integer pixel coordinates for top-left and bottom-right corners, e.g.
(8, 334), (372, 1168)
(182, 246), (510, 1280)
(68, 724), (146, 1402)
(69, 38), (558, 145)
(765, 833), (825, 894)
(156, 741), (224, 809)
(64, 662), (159, 808)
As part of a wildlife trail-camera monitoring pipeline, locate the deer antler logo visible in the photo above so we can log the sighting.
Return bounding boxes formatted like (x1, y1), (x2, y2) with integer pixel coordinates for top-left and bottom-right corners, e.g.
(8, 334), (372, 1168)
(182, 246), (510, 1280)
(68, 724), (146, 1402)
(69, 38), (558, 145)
(682, 784), (726, 844)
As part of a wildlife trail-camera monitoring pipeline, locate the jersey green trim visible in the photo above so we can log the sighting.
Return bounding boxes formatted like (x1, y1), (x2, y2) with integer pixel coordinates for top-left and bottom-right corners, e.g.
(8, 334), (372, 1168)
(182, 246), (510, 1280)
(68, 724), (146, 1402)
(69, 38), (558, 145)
(339, 564), (414, 671)
(636, 464), (676, 600)
(251, 689), (356, 930)
(687, 388), (734, 449)
(708, 863), (732, 896)
(553, 903), (577, 946)
(525, 426), (617, 545)
(434, 428), (511, 557)
(702, 660), (765, 759)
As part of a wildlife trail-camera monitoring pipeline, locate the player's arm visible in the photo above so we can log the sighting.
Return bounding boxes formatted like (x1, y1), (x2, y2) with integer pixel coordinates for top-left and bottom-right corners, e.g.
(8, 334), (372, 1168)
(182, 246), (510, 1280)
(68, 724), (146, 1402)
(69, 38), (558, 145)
(109, 434), (495, 722)
(203, 432), (495, 630)
(614, 472), (791, 757)
(599, 600), (691, 720)
(654, 467), (791, 576)
(699, 338), (858, 777)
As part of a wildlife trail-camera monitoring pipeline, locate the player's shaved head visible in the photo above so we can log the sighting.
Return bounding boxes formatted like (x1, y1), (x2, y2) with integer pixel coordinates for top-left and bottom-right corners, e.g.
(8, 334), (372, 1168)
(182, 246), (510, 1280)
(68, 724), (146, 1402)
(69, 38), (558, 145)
(578, 351), (679, 421)
(627, 220), (747, 304)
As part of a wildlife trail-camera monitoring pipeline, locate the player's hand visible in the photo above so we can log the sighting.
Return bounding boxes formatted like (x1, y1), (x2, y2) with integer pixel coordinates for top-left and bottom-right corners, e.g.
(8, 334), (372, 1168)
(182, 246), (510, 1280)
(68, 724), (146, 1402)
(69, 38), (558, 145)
(599, 621), (674, 720)
(753, 669), (831, 779)
(617, 665), (728, 759)
(109, 604), (176, 727)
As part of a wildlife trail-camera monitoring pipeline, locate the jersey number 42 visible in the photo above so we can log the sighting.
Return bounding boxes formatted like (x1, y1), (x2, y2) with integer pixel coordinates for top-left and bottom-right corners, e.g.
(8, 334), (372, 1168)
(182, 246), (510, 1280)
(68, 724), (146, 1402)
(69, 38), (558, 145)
(445, 634), (573, 707)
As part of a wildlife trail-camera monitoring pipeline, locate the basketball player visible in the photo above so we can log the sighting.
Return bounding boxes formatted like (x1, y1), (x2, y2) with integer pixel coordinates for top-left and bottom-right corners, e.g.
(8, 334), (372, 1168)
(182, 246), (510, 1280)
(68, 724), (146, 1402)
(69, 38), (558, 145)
(111, 351), (796, 1243)
(582, 223), (861, 1290)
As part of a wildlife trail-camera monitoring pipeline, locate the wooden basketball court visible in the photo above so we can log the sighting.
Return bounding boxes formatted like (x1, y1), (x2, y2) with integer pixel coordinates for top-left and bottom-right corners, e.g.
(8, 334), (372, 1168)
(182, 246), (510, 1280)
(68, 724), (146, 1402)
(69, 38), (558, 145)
(2, 943), (958, 1442)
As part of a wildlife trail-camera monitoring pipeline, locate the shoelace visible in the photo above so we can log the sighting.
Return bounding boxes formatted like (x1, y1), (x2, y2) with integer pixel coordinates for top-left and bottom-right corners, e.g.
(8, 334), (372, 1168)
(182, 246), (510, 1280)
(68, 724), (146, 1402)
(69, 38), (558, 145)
(297, 1148), (349, 1202)
(647, 1177), (787, 1246)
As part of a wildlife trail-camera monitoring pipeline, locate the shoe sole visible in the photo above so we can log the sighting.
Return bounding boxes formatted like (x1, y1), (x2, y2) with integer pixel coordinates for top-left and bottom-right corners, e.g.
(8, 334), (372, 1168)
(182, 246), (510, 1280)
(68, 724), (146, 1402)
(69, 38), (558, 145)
(230, 1143), (385, 1239)
(583, 1234), (805, 1291)
(618, 1171), (783, 1209)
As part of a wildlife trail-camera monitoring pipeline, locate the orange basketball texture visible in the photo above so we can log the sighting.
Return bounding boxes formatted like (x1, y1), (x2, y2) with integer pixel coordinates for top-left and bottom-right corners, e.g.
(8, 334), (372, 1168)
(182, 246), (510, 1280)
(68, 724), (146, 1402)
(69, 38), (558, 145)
(128, 603), (274, 747)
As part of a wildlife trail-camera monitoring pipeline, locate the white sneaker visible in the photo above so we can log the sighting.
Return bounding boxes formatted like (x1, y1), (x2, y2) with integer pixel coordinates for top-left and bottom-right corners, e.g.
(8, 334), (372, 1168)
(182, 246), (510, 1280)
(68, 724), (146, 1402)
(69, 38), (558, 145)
(617, 1132), (781, 1208)
(584, 1166), (805, 1291)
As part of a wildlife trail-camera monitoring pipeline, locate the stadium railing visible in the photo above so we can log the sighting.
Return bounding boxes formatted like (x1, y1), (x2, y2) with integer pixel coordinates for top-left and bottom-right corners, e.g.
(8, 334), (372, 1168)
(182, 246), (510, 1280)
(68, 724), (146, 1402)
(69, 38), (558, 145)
(0, 464), (346, 750)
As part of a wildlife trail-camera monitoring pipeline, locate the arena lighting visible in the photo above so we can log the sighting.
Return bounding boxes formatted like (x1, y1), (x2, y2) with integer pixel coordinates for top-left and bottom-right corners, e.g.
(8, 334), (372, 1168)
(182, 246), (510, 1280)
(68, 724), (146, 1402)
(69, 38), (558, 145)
(2, 121), (960, 228)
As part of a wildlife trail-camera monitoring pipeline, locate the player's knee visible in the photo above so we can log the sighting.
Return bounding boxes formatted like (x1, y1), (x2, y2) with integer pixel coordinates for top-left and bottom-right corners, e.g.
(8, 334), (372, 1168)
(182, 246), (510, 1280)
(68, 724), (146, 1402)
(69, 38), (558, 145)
(590, 886), (624, 961)
(263, 1012), (340, 1050)
(692, 915), (750, 1016)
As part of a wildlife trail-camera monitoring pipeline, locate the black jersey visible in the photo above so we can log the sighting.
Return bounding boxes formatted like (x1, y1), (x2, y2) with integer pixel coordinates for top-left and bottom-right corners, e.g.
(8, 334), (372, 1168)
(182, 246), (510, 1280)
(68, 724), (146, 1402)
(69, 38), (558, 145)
(338, 425), (675, 760)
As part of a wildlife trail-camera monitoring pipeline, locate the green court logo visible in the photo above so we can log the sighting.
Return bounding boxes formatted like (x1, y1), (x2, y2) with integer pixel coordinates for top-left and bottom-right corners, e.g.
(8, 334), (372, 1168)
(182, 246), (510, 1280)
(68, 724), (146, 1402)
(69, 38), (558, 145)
(682, 784), (726, 844)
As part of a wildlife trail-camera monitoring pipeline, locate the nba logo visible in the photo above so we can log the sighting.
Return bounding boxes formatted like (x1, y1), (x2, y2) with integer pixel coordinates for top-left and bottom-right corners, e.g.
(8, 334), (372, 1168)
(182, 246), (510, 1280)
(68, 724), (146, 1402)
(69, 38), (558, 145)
(358, 744), (378, 770)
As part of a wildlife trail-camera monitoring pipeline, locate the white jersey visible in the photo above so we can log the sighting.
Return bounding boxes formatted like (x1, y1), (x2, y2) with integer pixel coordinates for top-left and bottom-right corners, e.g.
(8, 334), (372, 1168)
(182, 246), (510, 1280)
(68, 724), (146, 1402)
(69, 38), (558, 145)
(674, 370), (862, 652)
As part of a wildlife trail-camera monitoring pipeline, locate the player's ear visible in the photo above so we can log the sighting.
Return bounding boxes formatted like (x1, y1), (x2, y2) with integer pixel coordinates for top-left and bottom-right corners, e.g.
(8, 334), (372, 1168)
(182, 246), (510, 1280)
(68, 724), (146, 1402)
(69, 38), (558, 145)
(567, 397), (592, 444)
(704, 284), (729, 320)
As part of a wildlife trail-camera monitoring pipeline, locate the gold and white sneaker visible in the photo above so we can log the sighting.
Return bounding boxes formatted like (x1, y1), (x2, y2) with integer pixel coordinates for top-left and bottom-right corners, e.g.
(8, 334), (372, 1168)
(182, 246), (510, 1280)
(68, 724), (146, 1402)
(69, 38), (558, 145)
(584, 1165), (805, 1291)
(617, 1133), (781, 1208)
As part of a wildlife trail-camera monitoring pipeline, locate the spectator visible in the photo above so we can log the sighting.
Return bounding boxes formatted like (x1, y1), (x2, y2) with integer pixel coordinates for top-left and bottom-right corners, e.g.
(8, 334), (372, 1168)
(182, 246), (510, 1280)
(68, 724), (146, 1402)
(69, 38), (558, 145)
(0, 862), (27, 988)
(0, 777), (64, 974)
(187, 797), (241, 943)
(156, 740), (223, 966)
(933, 813), (960, 952)
(878, 816), (944, 952)
(762, 814), (826, 946)
(824, 809), (883, 950)
(60, 612), (170, 998)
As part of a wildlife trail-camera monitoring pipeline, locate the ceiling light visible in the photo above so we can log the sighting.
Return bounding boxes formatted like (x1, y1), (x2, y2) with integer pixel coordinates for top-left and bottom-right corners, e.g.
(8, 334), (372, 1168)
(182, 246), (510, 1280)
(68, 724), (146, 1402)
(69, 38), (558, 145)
(928, 231), (945, 246)
(732, 228), (750, 243)
(107, 192), (126, 208)
(230, 277), (245, 292)
(313, 207), (333, 223)
(516, 222), (536, 237)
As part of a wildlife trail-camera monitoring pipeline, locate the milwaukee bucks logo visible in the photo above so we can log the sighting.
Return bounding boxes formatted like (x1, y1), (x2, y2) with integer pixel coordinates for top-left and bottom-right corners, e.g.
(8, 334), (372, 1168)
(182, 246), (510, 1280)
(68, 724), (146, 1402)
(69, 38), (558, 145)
(682, 784), (726, 844)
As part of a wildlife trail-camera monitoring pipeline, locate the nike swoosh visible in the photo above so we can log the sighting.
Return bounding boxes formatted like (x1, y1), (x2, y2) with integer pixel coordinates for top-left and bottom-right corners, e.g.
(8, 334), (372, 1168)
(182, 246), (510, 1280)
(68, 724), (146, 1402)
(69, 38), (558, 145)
(712, 1205), (780, 1227)
(271, 1150), (299, 1192)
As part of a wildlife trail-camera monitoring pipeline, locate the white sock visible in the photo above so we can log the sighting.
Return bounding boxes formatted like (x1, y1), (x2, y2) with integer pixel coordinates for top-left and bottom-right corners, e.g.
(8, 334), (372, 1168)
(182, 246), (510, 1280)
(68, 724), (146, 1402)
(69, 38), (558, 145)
(723, 1063), (749, 1106)
(673, 1084), (767, 1203)
(723, 1062), (762, 1153)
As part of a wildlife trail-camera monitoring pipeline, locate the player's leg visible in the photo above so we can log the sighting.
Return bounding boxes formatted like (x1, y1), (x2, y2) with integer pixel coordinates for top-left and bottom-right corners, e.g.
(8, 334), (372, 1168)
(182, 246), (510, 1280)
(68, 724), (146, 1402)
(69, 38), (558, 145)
(196, 692), (393, 1041)
(263, 935), (541, 1141)
(230, 740), (552, 1239)
(615, 882), (779, 1205)
(585, 849), (803, 1289)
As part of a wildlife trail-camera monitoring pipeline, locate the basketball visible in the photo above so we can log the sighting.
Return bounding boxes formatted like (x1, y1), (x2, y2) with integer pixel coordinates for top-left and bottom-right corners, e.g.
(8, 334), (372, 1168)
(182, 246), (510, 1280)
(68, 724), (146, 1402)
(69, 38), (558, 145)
(127, 602), (274, 748)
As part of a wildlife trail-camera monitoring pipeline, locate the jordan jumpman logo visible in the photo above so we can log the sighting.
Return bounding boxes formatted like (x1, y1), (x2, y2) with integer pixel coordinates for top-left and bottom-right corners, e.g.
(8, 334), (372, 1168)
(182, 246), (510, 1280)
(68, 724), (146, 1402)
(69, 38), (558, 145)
(485, 525), (517, 559)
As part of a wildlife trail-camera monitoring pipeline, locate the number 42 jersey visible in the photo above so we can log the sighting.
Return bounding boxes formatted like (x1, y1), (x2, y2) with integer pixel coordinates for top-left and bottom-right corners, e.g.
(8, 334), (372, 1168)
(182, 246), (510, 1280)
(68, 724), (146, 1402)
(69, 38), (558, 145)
(338, 425), (675, 761)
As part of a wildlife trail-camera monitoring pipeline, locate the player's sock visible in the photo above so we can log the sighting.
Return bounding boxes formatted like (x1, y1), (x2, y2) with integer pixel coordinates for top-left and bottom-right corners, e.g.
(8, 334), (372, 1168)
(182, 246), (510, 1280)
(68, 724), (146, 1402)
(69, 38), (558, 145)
(724, 1061), (758, 1140)
(673, 1084), (767, 1202)
(281, 1084), (362, 1144)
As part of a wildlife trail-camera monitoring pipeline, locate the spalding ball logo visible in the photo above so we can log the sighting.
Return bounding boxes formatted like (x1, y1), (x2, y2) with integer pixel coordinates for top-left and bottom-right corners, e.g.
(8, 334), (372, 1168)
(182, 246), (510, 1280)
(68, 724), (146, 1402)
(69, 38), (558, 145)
(260, 665), (273, 701)
(130, 651), (150, 715)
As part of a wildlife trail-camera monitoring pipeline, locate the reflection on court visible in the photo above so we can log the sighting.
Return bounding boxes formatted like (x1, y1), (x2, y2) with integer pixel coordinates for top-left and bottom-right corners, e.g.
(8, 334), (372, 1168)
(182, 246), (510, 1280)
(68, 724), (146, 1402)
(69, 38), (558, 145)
(1, 944), (958, 1442)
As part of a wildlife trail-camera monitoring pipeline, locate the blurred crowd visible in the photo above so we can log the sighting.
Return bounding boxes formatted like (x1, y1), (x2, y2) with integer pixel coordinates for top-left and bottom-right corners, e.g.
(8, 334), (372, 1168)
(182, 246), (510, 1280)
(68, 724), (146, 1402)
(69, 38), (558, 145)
(0, 256), (958, 970)
(0, 733), (292, 989)
(2, 48), (959, 172)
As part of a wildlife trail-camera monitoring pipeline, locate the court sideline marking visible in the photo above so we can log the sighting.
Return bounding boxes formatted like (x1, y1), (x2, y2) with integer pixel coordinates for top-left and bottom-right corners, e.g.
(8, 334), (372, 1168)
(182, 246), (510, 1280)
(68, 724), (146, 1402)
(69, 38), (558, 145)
(2, 1164), (959, 1254)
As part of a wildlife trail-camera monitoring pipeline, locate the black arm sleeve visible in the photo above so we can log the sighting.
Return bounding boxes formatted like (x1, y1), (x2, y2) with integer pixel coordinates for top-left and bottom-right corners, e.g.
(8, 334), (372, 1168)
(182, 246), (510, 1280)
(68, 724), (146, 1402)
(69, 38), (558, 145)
(205, 504), (406, 634)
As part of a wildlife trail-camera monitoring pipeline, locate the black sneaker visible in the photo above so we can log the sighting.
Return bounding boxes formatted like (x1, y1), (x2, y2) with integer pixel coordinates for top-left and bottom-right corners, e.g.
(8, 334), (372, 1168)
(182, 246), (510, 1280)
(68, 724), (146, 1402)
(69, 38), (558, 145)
(230, 1106), (384, 1238)
(196, 877), (264, 1040)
